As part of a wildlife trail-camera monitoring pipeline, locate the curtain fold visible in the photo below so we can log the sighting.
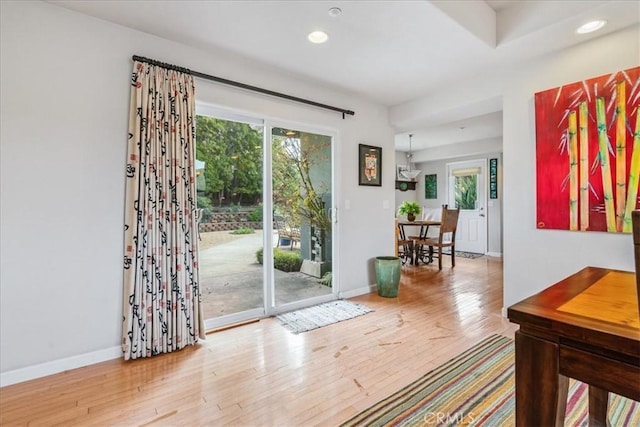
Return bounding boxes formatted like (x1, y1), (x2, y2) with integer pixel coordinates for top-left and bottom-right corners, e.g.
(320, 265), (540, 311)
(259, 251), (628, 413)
(122, 60), (204, 360)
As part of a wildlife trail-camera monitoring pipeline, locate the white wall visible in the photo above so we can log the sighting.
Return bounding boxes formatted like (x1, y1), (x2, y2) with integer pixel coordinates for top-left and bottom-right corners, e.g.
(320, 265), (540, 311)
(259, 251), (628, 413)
(502, 25), (640, 309)
(0, 0), (395, 383)
(393, 150), (418, 213)
(414, 152), (503, 255)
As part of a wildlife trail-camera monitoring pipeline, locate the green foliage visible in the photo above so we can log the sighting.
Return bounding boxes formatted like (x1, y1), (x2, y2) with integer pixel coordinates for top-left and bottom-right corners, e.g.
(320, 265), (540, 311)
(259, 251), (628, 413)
(320, 271), (332, 287)
(230, 227), (255, 235)
(196, 116), (263, 207)
(196, 117), (332, 239)
(247, 206), (263, 222)
(197, 195), (214, 210)
(226, 203), (241, 212)
(255, 248), (303, 272)
(197, 195), (214, 222)
(275, 250), (303, 272)
(272, 133), (332, 232)
(272, 138), (301, 221)
(455, 175), (477, 210)
(397, 201), (422, 216)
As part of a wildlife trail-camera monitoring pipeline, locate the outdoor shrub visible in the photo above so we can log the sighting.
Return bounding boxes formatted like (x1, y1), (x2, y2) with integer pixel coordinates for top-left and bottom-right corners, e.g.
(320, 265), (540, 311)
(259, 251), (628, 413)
(197, 196), (214, 222)
(230, 227), (255, 235)
(275, 250), (303, 272)
(198, 195), (214, 210)
(320, 271), (332, 287)
(248, 206), (263, 222)
(255, 248), (303, 272)
(201, 208), (212, 222)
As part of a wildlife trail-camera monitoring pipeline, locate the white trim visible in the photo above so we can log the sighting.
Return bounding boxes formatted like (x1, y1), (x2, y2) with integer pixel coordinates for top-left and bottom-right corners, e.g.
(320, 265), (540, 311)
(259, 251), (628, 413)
(269, 293), (337, 316)
(486, 251), (503, 257)
(501, 307), (508, 318)
(339, 286), (375, 299)
(1, 345), (122, 387)
(196, 102), (264, 125)
(204, 307), (265, 331)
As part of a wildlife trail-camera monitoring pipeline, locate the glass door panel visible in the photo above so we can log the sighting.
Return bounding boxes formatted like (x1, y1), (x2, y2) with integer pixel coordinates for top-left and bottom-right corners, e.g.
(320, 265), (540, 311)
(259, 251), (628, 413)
(270, 127), (334, 309)
(195, 113), (265, 329)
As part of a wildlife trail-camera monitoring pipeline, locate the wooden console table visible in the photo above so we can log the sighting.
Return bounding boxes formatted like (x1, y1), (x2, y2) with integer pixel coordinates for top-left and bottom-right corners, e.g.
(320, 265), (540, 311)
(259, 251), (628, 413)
(507, 267), (640, 426)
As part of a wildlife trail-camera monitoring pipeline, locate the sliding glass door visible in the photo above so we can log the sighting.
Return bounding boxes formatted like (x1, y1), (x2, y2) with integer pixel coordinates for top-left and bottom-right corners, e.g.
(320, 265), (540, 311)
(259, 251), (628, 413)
(196, 105), (336, 329)
(269, 127), (335, 312)
(196, 109), (266, 329)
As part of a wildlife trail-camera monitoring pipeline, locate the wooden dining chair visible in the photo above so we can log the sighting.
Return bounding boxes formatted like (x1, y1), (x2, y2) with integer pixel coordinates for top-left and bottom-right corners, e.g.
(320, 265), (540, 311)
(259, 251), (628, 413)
(396, 219), (413, 265)
(414, 204), (460, 270)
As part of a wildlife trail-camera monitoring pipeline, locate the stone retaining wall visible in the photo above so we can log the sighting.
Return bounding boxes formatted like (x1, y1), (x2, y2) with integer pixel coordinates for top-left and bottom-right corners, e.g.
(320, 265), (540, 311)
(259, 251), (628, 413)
(200, 221), (263, 232)
(209, 212), (251, 222)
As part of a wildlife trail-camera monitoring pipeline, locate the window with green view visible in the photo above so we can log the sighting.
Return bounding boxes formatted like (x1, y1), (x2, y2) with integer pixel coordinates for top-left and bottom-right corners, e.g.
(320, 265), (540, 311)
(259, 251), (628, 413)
(454, 174), (477, 210)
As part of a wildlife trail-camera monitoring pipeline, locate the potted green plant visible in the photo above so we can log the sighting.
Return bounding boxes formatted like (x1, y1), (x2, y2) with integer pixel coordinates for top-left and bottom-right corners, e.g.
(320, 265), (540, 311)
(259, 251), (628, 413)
(398, 201), (421, 222)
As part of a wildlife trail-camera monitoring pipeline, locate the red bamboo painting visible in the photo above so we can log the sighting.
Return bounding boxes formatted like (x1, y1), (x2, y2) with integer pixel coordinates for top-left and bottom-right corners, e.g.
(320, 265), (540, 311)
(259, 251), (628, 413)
(535, 66), (640, 233)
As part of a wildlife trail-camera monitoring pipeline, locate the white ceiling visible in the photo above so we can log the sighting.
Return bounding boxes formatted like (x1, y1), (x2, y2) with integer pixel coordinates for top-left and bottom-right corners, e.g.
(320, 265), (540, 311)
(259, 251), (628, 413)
(50, 0), (639, 154)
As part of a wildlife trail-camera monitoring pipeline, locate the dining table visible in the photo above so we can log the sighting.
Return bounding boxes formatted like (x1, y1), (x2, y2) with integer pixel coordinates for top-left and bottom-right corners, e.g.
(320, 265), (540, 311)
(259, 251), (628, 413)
(507, 267), (640, 426)
(396, 220), (441, 265)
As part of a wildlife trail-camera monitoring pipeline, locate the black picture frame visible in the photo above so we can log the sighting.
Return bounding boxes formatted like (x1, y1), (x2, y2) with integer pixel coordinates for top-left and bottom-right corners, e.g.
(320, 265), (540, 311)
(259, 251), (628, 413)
(489, 158), (498, 199)
(358, 144), (382, 186)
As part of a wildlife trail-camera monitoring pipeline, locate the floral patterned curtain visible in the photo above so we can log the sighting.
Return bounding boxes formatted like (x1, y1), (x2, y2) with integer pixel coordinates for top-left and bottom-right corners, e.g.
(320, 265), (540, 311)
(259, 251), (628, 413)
(122, 60), (204, 360)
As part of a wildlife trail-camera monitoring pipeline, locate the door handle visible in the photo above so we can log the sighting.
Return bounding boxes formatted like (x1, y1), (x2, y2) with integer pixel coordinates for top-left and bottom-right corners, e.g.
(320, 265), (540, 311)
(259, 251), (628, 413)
(330, 207), (338, 224)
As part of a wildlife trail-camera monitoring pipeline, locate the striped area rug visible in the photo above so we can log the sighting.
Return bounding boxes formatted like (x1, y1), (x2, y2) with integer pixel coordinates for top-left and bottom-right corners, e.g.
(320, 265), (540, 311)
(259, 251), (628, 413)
(341, 334), (639, 426)
(276, 300), (373, 334)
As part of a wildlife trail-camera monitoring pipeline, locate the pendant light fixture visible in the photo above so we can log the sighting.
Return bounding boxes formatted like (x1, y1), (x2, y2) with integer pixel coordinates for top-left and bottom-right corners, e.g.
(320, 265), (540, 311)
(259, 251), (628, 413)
(401, 134), (421, 180)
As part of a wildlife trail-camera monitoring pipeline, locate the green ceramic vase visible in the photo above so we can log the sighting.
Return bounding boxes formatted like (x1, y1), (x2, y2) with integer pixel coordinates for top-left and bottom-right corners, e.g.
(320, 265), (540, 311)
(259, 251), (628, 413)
(375, 256), (401, 297)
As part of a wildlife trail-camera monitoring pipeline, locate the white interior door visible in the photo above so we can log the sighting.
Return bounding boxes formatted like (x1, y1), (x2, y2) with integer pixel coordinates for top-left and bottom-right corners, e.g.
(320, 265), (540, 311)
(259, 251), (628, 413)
(447, 159), (487, 254)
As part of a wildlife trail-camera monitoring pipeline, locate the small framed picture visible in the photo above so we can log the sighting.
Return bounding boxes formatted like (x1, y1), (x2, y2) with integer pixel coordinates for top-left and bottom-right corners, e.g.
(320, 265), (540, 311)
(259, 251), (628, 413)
(425, 174), (437, 199)
(396, 164), (410, 180)
(489, 158), (498, 199)
(358, 144), (382, 186)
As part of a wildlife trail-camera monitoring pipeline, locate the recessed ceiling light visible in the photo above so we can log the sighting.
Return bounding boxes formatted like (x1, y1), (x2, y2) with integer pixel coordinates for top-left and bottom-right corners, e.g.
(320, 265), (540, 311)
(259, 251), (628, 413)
(308, 31), (328, 44)
(576, 20), (607, 34)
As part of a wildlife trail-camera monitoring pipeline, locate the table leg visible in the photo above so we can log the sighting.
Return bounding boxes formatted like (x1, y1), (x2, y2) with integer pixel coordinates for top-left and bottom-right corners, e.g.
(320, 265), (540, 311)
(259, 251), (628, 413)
(514, 331), (563, 427)
(588, 385), (610, 427)
(409, 241), (415, 265)
(557, 374), (569, 426)
(414, 243), (423, 265)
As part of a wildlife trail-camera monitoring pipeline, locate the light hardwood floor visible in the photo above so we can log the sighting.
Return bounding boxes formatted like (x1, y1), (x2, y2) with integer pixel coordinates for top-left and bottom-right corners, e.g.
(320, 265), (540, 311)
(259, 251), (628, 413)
(0, 256), (517, 426)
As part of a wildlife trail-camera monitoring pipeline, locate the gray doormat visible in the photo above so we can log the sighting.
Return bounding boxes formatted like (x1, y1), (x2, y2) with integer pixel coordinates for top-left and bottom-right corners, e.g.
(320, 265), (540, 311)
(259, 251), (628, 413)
(276, 300), (374, 334)
(440, 250), (485, 259)
(455, 251), (484, 259)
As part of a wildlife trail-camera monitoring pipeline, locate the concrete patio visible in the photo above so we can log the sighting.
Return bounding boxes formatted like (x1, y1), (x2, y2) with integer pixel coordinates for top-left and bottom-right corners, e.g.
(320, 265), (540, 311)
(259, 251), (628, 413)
(198, 230), (332, 318)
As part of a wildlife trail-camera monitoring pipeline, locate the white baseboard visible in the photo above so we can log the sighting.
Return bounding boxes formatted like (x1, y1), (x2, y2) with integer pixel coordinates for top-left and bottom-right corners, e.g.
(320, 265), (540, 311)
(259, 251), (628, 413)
(1, 345), (121, 387)
(501, 307), (508, 317)
(339, 285), (376, 299)
(486, 251), (503, 257)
